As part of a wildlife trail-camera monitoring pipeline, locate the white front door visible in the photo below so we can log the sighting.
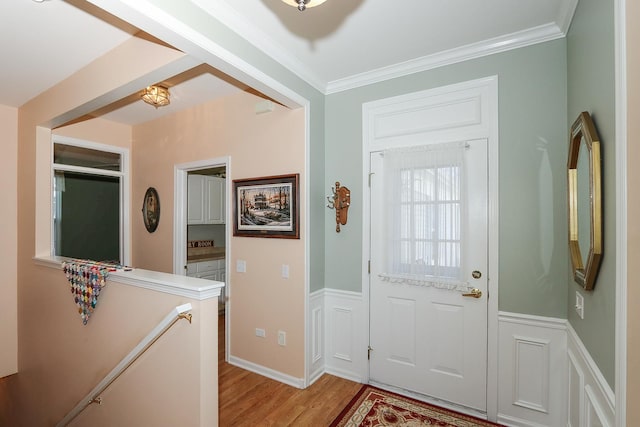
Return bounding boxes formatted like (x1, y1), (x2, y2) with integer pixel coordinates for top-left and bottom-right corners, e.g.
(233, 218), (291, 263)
(369, 139), (488, 412)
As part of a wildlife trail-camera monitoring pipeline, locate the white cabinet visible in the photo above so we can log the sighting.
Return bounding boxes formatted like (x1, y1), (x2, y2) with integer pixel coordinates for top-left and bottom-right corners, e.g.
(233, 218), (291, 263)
(186, 258), (225, 282)
(187, 175), (225, 225)
(187, 175), (205, 224)
(204, 177), (225, 224)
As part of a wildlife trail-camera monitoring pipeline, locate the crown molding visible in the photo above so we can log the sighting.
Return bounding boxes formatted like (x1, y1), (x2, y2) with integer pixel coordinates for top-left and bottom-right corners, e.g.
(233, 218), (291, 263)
(556, 0), (579, 35)
(191, 1), (578, 97)
(190, 0), (326, 94)
(325, 23), (566, 94)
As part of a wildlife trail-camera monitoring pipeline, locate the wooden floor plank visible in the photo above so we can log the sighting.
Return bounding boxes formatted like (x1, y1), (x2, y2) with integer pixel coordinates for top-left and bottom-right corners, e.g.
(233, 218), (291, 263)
(218, 315), (361, 426)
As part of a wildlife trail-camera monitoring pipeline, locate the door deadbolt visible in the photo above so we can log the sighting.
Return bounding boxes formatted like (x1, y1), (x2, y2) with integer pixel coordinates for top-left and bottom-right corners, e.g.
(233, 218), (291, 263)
(472, 270), (482, 279)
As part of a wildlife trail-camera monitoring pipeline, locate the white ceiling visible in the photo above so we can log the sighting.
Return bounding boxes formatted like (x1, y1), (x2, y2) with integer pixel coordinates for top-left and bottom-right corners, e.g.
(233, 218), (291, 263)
(0, 0), (576, 125)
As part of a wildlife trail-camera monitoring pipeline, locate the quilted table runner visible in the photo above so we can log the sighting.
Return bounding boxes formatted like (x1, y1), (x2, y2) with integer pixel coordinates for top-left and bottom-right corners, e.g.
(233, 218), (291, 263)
(62, 259), (123, 325)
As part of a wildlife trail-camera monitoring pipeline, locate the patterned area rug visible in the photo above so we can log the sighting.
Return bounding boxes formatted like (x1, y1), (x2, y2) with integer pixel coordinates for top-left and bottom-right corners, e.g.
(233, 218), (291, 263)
(330, 385), (503, 427)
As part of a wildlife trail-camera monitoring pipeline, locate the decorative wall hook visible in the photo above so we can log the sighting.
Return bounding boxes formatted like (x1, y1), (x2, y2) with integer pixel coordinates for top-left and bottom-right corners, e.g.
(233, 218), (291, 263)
(326, 181), (350, 232)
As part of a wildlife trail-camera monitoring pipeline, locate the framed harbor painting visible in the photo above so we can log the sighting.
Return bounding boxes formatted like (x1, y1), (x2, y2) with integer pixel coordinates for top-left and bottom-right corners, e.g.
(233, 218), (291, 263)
(233, 174), (299, 239)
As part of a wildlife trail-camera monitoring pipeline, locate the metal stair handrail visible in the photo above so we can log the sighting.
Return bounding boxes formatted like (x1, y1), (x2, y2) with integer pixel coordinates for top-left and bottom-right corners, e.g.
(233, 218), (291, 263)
(57, 303), (193, 427)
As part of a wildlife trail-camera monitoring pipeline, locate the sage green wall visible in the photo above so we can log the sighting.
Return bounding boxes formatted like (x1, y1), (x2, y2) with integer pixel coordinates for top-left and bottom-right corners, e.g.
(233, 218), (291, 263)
(566, 0), (616, 388)
(143, 0), (326, 292)
(325, 40), (569, 318)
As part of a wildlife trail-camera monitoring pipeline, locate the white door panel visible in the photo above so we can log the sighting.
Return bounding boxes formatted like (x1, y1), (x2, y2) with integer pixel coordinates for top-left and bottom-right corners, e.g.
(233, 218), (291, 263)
(369, 139), (488, 412)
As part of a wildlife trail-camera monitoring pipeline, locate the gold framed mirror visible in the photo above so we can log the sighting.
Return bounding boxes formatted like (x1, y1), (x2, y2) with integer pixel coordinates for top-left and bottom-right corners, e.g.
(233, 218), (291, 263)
(568, 112), (602, 290)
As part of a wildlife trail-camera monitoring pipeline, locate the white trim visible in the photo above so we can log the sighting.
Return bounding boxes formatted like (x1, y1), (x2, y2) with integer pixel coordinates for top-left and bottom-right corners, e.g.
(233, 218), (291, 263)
(303, 103), (311, 388)
(50, 135), (131, 266)
(308, 289), (325, 386)
(173, 157), (230, 276)
(497, 312), (568, 427)
(86, 0), (305, 110)
(326, 25), (563, 94)
(567, 323), (615, 427)
(568, 323), (615, 411)
(498, 311), (568, 330)
(324, 288), (363, 302)
(189, 0), (325, 94)
(614, 0), (627, 426)
(361, 76), (499, 420)
(227, 355), (305, 389)
(495, 414), (549, 427)
(173, 157), (232, 360)
(556, 0), (580, 35)
(33, 256), (222, 301)
(185, 0), (578, 96)
(323, 288), (367, 383)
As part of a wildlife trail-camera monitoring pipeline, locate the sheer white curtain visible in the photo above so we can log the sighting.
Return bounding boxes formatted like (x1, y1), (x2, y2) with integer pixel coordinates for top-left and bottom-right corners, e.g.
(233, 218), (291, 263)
(379, 141), (468, 290)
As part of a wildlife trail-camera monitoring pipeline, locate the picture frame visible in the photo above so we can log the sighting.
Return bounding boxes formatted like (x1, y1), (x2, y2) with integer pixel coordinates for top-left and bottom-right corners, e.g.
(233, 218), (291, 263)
(142, 187), (160, 233)
(233, 174), (299, 239)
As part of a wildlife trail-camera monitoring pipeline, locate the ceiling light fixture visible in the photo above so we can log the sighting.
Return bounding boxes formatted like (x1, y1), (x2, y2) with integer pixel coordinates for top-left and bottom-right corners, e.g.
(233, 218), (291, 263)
(141, 85), (170, 109)
(282, 0), (327, 12)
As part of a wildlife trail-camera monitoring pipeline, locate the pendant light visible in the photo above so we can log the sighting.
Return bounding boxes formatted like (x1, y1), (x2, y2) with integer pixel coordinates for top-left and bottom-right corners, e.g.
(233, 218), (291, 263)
(281, 0), (328, 12)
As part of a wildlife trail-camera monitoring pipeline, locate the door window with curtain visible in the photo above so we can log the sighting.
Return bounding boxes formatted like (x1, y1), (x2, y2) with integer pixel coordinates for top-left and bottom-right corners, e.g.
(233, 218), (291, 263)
(379, 141), (468, 290)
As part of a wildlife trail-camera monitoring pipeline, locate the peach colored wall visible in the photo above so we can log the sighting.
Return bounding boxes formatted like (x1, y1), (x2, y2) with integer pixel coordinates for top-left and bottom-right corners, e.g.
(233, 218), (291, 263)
(0, 105), (18, 378)
(132, 91), (306, 378)
(626, 0), (640, 423)
(54, 118), (132, 149)
(13, 37), (217, 425)
(15, 268), (216, 427)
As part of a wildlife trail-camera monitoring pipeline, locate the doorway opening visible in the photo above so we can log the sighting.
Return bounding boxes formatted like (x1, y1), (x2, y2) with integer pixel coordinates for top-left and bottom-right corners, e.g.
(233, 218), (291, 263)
(174, 156), (231, 361)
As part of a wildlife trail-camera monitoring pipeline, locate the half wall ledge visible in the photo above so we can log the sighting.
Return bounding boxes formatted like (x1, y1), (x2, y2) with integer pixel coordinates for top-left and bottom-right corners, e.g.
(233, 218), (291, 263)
(32, 256), (224, 301)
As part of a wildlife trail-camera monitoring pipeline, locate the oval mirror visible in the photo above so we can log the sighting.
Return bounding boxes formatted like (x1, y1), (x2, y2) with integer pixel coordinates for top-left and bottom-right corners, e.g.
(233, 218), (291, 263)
(567, 112), (602, 290)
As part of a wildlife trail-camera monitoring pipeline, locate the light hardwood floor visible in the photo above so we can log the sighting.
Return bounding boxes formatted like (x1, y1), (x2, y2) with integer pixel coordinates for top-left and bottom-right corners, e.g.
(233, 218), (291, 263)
(218, 315), (362, 426)
(0, 373), (18, 426)
(0, 316), (361, 426)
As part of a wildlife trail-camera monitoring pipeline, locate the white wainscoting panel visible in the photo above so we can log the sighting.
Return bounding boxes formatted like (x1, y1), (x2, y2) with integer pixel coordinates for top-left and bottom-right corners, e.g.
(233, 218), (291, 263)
(567, 324), (614, 427)
(308, 289), (325, 385)
(324, 289), (367, 383)
(497, 312), (567, 427)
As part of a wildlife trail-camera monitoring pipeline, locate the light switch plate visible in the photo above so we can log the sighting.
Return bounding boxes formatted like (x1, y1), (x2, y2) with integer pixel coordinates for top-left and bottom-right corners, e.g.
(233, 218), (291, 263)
(282, 264), (289, 279)
(236, 259), (246, 273)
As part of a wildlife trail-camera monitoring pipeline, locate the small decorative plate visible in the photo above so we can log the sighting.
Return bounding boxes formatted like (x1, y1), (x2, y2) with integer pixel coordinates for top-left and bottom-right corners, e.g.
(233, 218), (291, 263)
(142, 187), (160, 233)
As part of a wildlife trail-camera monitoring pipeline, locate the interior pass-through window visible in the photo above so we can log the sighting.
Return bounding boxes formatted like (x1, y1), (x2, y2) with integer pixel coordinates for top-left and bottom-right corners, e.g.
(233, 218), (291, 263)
(52, 139), (126, 263)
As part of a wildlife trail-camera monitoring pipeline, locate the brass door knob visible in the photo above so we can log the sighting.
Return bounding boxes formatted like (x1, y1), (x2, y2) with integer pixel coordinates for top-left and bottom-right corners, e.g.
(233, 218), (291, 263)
(462, 288), (482, 298)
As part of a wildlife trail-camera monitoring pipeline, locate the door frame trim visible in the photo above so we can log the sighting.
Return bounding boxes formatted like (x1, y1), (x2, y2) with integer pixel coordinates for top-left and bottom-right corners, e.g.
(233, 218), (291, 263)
(174, 156), (231, 361)
(361, 76), (499, 420)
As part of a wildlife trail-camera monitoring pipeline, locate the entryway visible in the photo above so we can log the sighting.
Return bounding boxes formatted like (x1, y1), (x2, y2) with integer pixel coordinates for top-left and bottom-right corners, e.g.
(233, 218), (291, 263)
(174, 157), (231, 360)
(362, 77), (499, 420)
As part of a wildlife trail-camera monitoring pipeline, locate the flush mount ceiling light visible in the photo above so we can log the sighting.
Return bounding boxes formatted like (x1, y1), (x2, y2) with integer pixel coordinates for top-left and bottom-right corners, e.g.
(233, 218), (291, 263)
(282, 0), (328, 12)
(141, 85), (170, 108)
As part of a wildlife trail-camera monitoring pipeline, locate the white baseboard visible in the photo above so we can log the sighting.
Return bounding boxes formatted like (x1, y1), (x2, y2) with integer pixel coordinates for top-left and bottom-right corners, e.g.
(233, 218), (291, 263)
(497, 312), (568, 427)
(567, 324), (614, 427)
(227, 355), (305, 389)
